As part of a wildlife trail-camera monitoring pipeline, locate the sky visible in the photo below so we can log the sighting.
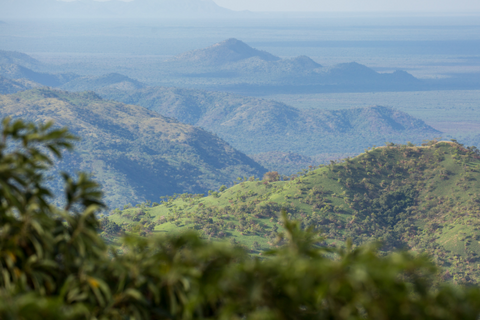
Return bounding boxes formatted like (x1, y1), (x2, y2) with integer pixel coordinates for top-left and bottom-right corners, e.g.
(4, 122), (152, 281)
(212, 0), (480, 13)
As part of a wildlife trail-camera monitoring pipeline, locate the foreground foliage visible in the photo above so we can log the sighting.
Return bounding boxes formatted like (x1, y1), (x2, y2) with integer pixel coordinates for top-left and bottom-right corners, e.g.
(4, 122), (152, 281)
(1, 118), (480, 319)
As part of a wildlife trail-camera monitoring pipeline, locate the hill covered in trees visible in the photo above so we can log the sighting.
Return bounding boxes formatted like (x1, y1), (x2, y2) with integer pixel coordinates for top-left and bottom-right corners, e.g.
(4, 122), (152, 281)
(0, 75), (39, 94)
(100, 86), (441, 158)
(109, 141), (480, 283)
(0, 49), (43, 69)
(0, 63), (78, 87)
(60, 73), (146, 92)
(0, 88), (266, 206)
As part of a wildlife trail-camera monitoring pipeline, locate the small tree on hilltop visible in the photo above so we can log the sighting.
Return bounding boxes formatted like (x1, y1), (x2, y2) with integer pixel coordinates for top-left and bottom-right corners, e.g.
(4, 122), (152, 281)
(263, 171), (280, 182)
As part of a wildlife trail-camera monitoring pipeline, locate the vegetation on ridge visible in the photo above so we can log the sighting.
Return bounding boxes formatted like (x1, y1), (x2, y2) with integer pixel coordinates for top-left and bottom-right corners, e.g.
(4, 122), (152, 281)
(99, 86), (440, 158)
(109, 140), (480, 284)
(0, 88), (266, 206)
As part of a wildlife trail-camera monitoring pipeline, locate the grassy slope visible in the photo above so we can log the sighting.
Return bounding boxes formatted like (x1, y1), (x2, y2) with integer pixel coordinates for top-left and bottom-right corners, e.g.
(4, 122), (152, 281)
(0, 88), (266, 206)
(109, 141), (480, 283)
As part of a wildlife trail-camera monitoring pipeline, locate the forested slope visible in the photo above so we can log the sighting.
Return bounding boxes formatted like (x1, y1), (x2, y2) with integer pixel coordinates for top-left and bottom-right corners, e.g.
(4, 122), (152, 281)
(0, 88), (266, 206)
(100, 86), (441, 156)
(0, 75), (40, 94)
(109, 141), (480, 283)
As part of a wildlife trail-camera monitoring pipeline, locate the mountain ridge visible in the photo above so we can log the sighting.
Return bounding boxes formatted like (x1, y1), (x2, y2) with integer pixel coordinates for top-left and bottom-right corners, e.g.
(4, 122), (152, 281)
(0, 75), (41, 94)
(147, 38), (424, 93)
(0, 63), (79, 87)
(167, 38), (281, 66)
(0, 88), (267, 206)
(99, 86), (441, 158)
(60, 73), (146, 91)
(0, 50), (43, 69)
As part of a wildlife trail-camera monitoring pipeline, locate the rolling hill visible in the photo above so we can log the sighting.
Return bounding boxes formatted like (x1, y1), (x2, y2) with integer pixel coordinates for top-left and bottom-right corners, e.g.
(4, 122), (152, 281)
(108, 141), (480, 284)
(0, 50), (43, 70)
(0, 75), (40, 94)
(0, 51), (147, 93)
(0, 88), (267, 206)
(60, 73), (146, 92)
(0, 44), (425, 96)
(0, 63), (79, 87)
(99, 86), (441, 160)
(0, 50), (76, 89)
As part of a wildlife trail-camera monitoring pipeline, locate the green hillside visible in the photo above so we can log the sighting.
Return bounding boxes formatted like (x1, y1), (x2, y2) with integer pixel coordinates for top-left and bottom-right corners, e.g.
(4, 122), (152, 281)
(99, 86), (440, 158)
(109, 141), (480, 283)
(0, 88), (267, 206)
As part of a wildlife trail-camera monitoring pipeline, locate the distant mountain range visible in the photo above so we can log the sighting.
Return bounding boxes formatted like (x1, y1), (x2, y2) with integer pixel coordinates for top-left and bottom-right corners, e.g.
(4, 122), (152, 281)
(0, 41), (444, 96)
(0, 50), (43, 69)
(99, 86), (441, 158)
(0, 48), (442, 175)
(249, 151), (320, 175)
(0, 50), (146, 93)
(0, 0), (236, 20)
(150, 38), (423, 93)
(0, 88), (266, 206)
(167, 38), (282, 66)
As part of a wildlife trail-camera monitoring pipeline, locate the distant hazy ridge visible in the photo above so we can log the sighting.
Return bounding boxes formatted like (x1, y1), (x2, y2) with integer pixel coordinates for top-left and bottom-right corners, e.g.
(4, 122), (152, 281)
(0, 88), (266, 206)
(100, 86), (441, 156)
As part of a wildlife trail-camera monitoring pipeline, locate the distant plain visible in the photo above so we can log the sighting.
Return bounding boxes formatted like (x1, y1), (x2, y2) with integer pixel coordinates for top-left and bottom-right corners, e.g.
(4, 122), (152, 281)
(265, 90), (480, 138)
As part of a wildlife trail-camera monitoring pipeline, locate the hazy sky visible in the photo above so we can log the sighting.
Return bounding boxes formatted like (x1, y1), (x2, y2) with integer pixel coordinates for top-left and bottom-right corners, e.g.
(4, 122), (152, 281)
(212, 0), (480, 12)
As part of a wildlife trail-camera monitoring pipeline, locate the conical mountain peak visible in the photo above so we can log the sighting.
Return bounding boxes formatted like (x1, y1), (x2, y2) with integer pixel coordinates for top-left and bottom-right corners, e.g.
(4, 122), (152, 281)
(168, 38), (281, 65)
